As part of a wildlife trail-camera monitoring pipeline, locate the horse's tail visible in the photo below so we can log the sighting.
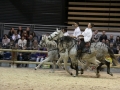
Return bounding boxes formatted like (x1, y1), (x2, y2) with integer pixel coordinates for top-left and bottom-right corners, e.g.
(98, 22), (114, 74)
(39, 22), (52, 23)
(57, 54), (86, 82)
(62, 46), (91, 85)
(108, 47), (119, 66)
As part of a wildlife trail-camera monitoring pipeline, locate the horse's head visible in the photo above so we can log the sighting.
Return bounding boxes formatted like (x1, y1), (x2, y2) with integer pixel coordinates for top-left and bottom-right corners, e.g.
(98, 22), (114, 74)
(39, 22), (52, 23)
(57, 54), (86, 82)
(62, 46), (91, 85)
(48, 28), (63, 41)
(39, 35), (47, 47)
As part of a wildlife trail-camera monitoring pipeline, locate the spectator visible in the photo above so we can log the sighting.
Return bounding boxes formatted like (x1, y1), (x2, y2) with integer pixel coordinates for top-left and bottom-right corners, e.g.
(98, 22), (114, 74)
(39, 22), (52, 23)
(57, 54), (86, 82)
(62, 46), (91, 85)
(32, 40), (39, 50)
(113, 36), (120, 48)
(8, 27), (14, 39)
(105, 39), (110, 47)
(30, 31), (36, 37)
(99, 31), (107, 42)
(2, 34), (10, 48)
(102, 39), (106, 44)
(9, 40), (15, 49)
(30, 31), (38, 40)
(92, 30), (99, 42)
(12, 31), (21, 43)
(36, 56), (44, 62)
(18, 36), (27, 49)
(35, 48), (47, 62)
(22, 31), (29, 40)
(109, 43), (118, 54)
(22, 46), (31, 67)
(17, 53), (24, 67)
(109, 34), (115, 43)
(26, 27), (30, 36)
(17, 26), (23, 36)
(27, 35), (34, 49)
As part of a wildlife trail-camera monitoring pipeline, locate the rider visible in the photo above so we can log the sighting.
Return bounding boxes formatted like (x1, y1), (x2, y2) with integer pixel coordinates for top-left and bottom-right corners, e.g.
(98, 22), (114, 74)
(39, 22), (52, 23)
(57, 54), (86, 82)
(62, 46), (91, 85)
(80, 23), (94, 54)
(71, 22), (82, 38)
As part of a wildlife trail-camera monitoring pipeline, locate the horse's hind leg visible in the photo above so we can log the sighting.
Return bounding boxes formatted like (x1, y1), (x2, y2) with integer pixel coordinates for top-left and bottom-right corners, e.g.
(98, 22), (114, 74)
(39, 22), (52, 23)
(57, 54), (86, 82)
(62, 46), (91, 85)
(92, 59), (101, 78)
(78, 60), (84, 74)
(82, 62), (90, 71)
(105, 61), (113, 76)
(75, 64), (78, 76)
(96, 63), (104, 76)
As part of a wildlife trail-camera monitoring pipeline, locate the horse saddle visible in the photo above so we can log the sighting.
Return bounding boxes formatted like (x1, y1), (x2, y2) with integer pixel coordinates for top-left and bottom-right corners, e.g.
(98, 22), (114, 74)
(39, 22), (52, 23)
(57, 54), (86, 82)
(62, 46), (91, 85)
(78, 43), (91, 54)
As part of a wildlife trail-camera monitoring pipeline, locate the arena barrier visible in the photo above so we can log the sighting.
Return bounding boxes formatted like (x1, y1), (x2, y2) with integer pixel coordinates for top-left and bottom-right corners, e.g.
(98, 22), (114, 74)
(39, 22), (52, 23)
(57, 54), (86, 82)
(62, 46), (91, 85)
(0, 49), (120, 68)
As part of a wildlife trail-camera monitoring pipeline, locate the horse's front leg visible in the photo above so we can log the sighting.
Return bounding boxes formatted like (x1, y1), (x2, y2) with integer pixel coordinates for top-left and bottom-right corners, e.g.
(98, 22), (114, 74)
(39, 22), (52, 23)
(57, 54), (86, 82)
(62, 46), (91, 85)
(105, 61), (113, 76)
(51, 60), (56, 73)
(35, 57), (50, 70)
(56, 56), (64, 70)
(63, 56), (74, 76)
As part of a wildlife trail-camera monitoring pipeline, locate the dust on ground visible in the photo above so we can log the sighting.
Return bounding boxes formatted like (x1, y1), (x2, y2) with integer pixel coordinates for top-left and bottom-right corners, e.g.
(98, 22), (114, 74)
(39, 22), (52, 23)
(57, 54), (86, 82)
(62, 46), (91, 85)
(0, 67), (120, 90)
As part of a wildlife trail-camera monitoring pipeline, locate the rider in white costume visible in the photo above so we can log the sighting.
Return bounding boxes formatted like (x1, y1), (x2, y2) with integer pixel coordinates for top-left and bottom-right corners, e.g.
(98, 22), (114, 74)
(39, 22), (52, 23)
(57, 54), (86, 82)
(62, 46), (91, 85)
(82, 25), (93, 42)
(81, 23), (94, 53)
(71, 22), (82, 38)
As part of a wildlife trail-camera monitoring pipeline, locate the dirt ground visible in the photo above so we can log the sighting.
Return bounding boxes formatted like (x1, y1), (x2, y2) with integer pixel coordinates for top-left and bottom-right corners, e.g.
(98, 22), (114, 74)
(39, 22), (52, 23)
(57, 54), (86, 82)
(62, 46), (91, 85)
(0, 67), (120, 90)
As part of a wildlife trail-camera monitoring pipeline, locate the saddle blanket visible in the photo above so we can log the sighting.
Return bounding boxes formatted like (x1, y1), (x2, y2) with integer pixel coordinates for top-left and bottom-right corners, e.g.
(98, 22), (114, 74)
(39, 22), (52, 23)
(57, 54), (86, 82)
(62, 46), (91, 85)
(105, 56), (112, 63)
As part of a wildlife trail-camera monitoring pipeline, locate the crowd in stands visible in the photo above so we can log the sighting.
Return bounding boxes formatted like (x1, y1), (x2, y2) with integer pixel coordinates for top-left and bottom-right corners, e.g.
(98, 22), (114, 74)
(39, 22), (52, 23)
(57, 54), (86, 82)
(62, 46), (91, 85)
(0, 26), (47, 67)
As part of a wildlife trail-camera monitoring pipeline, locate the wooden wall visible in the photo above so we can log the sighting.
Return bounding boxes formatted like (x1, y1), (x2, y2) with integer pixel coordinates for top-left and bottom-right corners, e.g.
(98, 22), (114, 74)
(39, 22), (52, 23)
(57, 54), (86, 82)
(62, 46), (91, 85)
(67, 0), (120, 31)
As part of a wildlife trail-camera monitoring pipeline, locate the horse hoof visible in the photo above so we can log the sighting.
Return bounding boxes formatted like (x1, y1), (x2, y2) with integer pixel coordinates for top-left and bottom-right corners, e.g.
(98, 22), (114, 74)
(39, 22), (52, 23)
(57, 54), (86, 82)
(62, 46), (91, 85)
(34, 67), (37, 70)
(70, 73), (73, 76)
(96, 73), (100, 78)
(63, 68), (65, 70)
(81, 71), (84, 74)
(110, 73), (113, 76)
(81, 69), (84, 74)
(73, 75), (76, 77)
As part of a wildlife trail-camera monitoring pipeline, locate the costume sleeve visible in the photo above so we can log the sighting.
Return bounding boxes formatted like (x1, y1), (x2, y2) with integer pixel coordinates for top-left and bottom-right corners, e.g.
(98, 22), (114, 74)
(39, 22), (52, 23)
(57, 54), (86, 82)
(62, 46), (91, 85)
(73, 27), (81, 37)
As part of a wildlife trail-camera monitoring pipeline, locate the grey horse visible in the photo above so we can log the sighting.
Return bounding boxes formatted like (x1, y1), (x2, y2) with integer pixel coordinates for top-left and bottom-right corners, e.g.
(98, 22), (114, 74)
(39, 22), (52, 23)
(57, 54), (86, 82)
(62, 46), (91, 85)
(34, 35), (59, 73)
(48, 29), (119, 77)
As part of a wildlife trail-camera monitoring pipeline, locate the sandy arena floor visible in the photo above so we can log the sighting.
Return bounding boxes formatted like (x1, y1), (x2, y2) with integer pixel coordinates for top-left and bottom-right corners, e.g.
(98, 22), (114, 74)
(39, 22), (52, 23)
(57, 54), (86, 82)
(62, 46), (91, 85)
(0, 67), (120, 90)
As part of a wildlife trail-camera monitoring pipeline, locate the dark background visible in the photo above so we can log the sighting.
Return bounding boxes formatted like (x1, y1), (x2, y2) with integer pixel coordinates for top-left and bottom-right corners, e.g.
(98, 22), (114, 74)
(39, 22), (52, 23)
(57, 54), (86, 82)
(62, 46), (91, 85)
(0, 0), (68, 25)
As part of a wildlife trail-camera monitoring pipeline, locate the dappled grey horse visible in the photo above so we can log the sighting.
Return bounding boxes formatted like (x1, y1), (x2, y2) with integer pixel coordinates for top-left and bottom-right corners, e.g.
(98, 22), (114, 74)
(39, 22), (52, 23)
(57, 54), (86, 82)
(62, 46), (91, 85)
(34, 35), (59, 73)
(48, 29), (119, 77)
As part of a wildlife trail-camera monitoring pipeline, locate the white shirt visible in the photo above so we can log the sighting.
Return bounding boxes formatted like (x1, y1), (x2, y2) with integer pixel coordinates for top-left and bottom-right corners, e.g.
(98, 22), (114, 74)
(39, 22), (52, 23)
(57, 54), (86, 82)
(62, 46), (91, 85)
(73, 27), (81, 37)
(12, 34), (21, 41)
(64, 32), (69, 36)
(2, 38), (10, 45)
(82, 28), (92, 42)
(18, 39), (27, 47)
